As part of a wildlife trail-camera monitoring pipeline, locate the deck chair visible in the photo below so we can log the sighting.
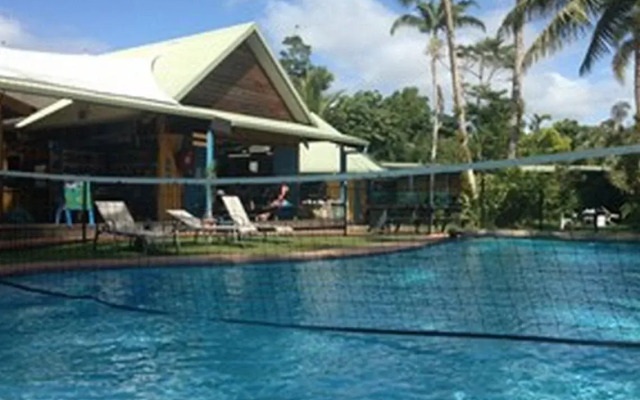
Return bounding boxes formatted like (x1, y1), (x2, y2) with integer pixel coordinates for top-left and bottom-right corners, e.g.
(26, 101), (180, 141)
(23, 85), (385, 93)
(94, 201), (178, 253)
(166, 209), (241, 241)
(368, 209), (390, 234)
(221, 195), (294, 237)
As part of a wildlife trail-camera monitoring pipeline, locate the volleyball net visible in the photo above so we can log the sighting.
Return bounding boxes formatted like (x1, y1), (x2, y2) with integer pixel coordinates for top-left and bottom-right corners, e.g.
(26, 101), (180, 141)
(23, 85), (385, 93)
(0, 144), (639, 348)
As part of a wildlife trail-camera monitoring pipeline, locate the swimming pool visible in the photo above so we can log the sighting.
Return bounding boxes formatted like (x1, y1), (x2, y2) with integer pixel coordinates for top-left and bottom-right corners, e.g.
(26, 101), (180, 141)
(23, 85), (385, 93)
(0, 238), (639, 399)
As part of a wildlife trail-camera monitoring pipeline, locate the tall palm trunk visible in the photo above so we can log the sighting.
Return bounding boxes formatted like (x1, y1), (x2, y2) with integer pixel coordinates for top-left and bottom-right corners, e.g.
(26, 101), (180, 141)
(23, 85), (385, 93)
(635, 44), (640, 123)
(509, 0), (525, 159)
(429, 35), (440, 220)
(442, 0), (477, 197)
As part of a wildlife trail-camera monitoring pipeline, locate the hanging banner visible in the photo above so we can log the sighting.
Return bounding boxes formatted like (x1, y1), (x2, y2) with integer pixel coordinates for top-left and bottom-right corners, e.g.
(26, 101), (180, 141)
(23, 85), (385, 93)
(64, 181), (91, 210)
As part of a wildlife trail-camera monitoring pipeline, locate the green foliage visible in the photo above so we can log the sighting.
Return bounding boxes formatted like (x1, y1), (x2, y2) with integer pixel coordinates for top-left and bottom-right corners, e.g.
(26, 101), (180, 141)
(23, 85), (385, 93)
(480, 169), (579, 229)
(458, 36), (515, 86)
(279, 35), (338, 116)
(520, 127), (572, 156)
(325, 88), (433, 162)
(279, 35), (312, 79)
(501, 0), (639, 114)
(391, 0), (486, 37)
(467, 87), (513, 160)
(552, 119), (596, 149)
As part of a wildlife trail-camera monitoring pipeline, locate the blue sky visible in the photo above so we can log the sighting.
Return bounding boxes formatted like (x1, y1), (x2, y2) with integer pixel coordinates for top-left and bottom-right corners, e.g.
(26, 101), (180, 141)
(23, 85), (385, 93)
(0, 0), (632, 124)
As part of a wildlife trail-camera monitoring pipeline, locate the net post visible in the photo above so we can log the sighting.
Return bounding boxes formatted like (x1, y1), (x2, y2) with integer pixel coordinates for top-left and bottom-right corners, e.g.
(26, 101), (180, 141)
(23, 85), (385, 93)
(81, 179), (88, 243)
(340, 145), (348, 237)
(428, 172), (435, 235)
(538, 187), (545, 231)
(0, 93), (4, 220)
(480, 171), (486, 229)
(204, 128), (215, 221)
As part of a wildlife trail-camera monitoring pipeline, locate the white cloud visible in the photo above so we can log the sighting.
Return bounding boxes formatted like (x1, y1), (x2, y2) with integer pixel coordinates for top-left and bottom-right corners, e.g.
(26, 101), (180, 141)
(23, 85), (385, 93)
(262, 0), (429, 94)
(260, 0), (632, 124)
(0, 14), (108, 53)
(523, 70), (632, 124)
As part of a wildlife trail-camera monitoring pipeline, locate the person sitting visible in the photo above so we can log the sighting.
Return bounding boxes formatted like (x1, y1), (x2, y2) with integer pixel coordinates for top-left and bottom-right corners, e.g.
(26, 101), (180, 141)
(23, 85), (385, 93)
(256, 184), (291, 221)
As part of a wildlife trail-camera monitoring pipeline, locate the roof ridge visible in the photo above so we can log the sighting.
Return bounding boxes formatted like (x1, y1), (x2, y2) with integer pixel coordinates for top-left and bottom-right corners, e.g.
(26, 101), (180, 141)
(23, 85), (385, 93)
(106, 21), (256, 56)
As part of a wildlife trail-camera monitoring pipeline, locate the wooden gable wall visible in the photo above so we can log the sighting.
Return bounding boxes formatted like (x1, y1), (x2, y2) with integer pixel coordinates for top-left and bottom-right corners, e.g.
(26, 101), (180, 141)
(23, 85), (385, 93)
(182, 44), (296, 122)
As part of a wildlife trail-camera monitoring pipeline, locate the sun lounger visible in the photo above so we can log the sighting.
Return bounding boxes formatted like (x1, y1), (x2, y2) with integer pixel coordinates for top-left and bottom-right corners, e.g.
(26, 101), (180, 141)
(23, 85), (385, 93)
(94, 201), (178, 253)
(166, 209), (243, 241)
(221, 195), (294, 236)
(368, 209), (389, 234)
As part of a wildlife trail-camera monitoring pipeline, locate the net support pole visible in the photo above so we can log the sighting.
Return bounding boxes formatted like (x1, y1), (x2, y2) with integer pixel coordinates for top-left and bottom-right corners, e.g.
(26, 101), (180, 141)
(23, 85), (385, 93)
(538, 188), (545, 231)
(81, 180), (87, 243)
(339, 145), (348, 236)
(204, 128), (215, 220)
(480, 172), (486, 229)
(0, 93), (4, 219)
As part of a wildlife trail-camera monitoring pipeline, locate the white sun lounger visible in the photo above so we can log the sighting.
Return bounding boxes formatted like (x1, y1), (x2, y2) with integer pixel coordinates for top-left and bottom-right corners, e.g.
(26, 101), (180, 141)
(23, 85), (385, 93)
(166, 209), (245, 241)
(94, 201), (178, 253)
(221, 195), (294, 236)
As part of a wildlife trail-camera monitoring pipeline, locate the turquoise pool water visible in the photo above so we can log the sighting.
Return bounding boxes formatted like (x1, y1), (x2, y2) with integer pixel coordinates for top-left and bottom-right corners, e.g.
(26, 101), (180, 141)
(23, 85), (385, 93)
(0, 238), (639, 399)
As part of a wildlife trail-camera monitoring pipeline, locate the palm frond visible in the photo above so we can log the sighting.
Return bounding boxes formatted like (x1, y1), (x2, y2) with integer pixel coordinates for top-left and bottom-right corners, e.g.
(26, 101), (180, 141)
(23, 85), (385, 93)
(391, 14), (427, 35)
(455, 0), (481, 9)
(522, 0), (597, 69)
(612, 38), (636, 83)
(416, 2), (439, 31)
(499, 0), (599, 37)
(579, 0), (637, 75)
(396, 0), (419, 7)
(455, 15), (486, 31)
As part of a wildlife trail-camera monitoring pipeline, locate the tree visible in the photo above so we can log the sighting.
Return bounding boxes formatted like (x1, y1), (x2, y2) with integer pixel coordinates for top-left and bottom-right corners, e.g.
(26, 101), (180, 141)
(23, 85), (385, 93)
(507, 0), (526, 159)
(610, 101), (632, 131)
(279, 35), (312, 79)
(520, 127), (573, 156)
(500, 0), (640, 117)
(442, 0), (481, 197)
(458, 37), (515, 91)
(279, 35), (340, 116)
(529, 113), (552, 132)
(466, 87), (513, 161)
(325, 88), (433, 162)
(391, 0), (484, 213)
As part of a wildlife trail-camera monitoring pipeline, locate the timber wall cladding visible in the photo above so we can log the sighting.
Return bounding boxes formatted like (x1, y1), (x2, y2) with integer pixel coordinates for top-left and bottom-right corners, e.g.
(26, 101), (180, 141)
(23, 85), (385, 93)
(183, 44), (295, 122)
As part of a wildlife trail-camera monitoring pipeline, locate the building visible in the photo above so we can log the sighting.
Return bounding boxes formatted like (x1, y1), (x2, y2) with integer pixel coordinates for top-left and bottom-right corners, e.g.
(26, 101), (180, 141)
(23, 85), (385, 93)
(299, 114), (383, 223)
(0, 23), (366, 223)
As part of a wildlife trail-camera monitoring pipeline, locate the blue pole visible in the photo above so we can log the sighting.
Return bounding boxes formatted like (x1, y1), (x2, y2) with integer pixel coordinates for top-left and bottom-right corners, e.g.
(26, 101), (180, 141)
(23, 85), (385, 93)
(204, 129), (215, 220)
(340, 145), (348, 236)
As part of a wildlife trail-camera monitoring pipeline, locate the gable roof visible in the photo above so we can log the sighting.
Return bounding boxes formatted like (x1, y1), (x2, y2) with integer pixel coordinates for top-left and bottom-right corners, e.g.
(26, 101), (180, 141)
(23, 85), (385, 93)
(0, 23), (368, 147)
(20, 22), (313, 129)
(111, 23), (311, 123)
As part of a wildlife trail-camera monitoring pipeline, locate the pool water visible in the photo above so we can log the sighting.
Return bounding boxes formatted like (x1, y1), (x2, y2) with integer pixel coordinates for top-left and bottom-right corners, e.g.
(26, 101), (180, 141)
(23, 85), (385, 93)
(0, 238), (639, 399)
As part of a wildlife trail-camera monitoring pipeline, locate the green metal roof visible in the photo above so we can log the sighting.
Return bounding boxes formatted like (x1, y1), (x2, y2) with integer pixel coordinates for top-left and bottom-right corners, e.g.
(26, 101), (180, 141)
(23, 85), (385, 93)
(300, 114), (382, 173)
(3, 23), (368, 147)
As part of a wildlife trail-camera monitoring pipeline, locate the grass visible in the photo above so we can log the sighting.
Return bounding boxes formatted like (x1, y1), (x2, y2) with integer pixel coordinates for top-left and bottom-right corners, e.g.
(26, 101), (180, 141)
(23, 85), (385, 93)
(0, 234), (429, 266)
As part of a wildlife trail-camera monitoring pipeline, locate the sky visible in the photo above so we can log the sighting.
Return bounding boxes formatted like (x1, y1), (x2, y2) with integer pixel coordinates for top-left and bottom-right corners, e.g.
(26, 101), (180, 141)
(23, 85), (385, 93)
(0, 0), (632, 124)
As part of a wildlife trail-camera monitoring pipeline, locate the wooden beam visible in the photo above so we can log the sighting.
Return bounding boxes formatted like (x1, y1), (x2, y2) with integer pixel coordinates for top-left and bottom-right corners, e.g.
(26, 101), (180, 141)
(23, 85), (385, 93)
(1, 94), (36, 116)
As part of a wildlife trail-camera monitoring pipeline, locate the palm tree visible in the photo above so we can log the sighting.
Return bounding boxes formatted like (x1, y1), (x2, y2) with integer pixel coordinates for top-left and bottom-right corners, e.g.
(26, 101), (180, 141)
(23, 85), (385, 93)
(295, 67), (343, 117)
(528, 113), (552, 132)
(508, 0), (526, 159)
(611, 101), (632, 131)
(500, 0), (640, 118)
(458, 37), (514, 88)
(443, 0), (480, 196)
(391, 0), (484, 200)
